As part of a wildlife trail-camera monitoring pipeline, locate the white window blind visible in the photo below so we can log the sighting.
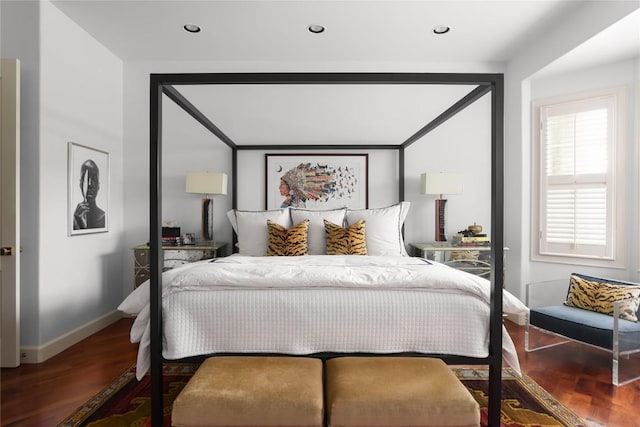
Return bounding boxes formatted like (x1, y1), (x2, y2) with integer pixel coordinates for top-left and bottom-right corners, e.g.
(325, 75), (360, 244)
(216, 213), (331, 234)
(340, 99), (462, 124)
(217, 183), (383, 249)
(538, 95), (615, 259)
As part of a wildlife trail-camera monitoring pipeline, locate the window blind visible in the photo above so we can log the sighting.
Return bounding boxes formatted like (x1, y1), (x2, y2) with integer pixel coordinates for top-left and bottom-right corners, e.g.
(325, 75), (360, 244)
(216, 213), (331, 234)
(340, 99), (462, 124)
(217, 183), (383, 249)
(539, 95), (614, 258)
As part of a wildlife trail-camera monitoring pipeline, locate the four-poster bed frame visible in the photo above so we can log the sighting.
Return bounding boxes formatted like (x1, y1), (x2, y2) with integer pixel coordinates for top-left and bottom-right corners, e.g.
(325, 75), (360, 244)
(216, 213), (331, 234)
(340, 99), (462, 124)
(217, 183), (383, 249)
(149, 72), (504, 427)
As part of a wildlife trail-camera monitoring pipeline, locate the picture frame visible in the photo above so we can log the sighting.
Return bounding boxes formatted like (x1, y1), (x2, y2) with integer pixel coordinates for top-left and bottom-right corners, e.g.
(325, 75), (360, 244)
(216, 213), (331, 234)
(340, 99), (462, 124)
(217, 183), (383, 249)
(68, 142), (109, 235)
(265, 154), (368, 210)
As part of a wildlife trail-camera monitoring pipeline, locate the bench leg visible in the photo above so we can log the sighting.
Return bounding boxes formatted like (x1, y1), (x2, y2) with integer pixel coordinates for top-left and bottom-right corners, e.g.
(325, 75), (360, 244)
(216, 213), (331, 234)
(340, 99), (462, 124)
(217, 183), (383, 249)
(613, 341), (640, 386)
(524, 316), (571, 352)
(612, 305), (640, 386)
(612, 350), (640, 386)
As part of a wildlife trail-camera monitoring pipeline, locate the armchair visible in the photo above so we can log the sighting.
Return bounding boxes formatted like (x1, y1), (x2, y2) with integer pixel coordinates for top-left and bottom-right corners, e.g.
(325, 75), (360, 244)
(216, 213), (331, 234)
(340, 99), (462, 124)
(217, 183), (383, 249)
(525, 273), (640, 386)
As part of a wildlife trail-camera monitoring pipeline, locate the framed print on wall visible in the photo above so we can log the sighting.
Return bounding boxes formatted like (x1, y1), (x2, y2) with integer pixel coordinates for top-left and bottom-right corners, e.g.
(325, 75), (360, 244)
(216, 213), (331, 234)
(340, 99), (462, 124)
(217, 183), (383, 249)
(68, 142), (109, 235)
(265, 153), (368, 210)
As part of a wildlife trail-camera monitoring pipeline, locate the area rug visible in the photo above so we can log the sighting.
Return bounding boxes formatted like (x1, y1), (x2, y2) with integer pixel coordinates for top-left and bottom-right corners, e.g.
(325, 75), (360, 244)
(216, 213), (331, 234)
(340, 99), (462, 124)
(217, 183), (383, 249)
(59, 364), (588, 427)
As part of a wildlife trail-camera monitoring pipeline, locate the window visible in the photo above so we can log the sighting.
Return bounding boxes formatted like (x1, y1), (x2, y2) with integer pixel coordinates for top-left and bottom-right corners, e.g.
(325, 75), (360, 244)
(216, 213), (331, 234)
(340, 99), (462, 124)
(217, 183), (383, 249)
(532, 87), (626, 265)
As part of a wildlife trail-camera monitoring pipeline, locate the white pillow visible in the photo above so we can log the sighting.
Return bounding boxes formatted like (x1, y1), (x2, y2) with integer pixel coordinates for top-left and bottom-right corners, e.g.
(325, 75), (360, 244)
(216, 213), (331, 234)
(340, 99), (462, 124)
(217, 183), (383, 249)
(118, 280), (148, 315)
(231, 209), (291, 256)
(290, 208), (347, 255)
(345, 202), (410, 256)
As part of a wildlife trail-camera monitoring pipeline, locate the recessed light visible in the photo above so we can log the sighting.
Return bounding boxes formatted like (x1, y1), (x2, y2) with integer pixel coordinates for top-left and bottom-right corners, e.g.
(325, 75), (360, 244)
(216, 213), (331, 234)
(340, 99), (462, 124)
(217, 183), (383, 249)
(308, 24), (325, 34)
(184, 24), (201, 33)
(432, 25), (450, 35)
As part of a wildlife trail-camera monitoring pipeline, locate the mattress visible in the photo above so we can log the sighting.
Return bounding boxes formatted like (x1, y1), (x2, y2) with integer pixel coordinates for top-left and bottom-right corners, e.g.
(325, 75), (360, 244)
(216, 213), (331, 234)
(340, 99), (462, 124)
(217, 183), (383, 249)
(120, 255), (528, 380)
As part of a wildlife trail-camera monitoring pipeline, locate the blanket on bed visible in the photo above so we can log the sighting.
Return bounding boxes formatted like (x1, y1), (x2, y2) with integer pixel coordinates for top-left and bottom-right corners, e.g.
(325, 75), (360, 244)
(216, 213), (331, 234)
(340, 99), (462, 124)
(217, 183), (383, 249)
(119, 255), (528, 380)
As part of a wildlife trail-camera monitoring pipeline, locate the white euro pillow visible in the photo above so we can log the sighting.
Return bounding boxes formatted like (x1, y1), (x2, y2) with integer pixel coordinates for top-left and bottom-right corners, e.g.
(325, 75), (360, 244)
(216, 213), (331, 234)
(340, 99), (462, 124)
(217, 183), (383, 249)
(118, 280), (148, 316)
(231, 209), (291, 256)
(345, 202), (410, 256)
(290, 208), (347, 255)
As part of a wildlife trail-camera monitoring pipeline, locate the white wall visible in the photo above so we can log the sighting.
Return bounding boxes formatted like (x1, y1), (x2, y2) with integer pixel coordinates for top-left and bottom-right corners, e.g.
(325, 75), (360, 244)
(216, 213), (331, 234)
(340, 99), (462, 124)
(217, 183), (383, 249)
(404, 94), (492, 244)
(504, 1), (639, 300)
(1, 1), (124, 351)
(527, 59), (639, 283)
(161, 97), (233, 242)
(38, 2), (124, 344)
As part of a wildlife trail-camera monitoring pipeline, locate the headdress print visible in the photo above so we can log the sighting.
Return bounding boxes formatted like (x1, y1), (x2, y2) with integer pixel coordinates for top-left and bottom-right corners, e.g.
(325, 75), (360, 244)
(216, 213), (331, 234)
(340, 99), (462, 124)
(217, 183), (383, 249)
(280, 162), (358, 207)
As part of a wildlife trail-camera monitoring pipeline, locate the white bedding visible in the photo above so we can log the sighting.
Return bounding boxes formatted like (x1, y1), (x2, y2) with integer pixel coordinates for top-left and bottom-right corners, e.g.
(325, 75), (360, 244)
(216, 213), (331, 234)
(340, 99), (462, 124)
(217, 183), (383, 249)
(119, 255), (528, 380)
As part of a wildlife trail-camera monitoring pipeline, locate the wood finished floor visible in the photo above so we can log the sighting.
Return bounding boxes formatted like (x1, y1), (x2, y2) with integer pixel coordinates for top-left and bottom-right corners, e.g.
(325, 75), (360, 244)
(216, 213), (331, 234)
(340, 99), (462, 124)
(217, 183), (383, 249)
(1, 318), (639, 426)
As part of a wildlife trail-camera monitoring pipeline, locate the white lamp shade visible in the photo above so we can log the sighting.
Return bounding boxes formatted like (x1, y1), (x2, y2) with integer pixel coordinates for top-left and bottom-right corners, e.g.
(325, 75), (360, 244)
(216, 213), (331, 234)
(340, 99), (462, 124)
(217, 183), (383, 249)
(421, 172), (463, 195)
(186, 172), (228, 195)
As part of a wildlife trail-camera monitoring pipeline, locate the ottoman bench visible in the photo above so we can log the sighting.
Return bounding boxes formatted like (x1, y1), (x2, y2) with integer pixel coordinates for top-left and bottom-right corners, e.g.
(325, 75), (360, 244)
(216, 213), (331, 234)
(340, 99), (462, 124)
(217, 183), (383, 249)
(325, 357), (480, 427)
(172, 356), (324, 427)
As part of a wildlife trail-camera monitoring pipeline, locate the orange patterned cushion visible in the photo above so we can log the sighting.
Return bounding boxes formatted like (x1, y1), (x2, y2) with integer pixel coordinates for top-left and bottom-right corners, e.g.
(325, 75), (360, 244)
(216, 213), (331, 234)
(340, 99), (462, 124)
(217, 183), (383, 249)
(565, 274), (640, 322)
(267, 219), (309, 256)
(324, 219), (367, 255)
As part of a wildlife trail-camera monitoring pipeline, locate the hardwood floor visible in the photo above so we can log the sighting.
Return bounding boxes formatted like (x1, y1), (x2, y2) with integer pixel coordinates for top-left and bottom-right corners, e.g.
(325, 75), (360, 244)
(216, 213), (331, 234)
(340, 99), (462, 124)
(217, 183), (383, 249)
(1, 318), (638, 426)
(0, 318), (137, 427)
(506, 321), (640, 427)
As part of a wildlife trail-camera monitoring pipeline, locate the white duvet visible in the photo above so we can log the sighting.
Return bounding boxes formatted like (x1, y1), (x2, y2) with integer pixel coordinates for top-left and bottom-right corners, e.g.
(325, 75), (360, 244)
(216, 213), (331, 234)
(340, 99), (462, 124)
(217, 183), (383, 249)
(119, 255), (528, 380)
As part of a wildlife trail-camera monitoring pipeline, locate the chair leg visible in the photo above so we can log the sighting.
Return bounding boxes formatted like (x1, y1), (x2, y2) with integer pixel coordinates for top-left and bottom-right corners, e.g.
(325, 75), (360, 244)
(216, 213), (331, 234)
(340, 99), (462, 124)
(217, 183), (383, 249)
(613, 330), (619, 386)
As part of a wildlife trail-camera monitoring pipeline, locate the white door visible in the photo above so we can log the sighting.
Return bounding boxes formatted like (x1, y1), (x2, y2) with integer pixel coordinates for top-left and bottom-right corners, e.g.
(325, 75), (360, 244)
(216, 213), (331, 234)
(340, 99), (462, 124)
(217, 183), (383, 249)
(1, 58), (21, 368)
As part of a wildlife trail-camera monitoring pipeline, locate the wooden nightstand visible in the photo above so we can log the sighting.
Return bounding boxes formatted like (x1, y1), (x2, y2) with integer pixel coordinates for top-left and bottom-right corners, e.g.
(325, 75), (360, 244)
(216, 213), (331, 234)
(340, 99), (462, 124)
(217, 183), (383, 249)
(132, 241), (228, 287)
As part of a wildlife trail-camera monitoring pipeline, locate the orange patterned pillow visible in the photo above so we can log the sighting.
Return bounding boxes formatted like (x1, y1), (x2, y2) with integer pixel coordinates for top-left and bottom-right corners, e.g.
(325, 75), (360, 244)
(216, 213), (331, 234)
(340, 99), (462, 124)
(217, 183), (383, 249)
(565, 274), (640, 322)
(324, 219), (367, 255)
(266, 219), (309, 256)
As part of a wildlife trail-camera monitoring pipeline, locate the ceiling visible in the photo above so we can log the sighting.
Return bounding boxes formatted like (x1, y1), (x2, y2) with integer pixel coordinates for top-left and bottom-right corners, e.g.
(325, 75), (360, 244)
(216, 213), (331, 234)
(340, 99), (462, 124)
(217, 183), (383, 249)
(49, 1), (639, 146)
(533, 7), (640, 79)
(52, 0), (586, 63)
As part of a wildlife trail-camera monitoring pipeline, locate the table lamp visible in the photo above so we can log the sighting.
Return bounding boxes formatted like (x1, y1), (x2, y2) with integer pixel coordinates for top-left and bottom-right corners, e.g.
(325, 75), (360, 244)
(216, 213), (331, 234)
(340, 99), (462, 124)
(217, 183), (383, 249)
(421, 172), (463, 242)
(185, 172), (228, 242)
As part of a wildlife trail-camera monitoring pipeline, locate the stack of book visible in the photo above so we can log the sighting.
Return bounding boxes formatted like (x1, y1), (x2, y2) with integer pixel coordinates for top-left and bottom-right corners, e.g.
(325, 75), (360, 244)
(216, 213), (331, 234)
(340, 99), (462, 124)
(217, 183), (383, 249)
(162, 226), (182, 245)
(162, 236), (180, 245)
(452, 233), (490, 247)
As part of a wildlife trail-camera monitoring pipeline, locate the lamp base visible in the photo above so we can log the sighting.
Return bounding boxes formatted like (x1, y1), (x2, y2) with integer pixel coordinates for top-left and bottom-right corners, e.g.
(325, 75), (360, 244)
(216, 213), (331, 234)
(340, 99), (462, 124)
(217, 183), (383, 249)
(435, 199), (447, 242)
(201, 198), (213, 241)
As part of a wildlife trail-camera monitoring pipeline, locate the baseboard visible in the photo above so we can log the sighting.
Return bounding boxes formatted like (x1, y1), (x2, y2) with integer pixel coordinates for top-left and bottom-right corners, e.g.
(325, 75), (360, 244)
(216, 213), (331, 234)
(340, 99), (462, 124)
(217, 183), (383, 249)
(505, 313), (526, 326)
(20, 310), (123, 364)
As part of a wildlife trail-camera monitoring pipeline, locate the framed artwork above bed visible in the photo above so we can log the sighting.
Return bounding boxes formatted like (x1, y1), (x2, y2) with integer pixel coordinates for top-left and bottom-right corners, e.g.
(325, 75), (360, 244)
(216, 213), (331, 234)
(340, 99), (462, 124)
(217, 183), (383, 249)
(265, 153), (368, 210)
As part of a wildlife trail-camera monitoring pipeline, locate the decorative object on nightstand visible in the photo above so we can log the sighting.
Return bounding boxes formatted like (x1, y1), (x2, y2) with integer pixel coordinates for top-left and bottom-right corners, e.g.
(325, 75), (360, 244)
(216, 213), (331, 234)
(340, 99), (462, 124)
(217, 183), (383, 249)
(185, 172), (228, 242)
(420, 172), (463, 242)
(451, 223), (490, 246)
(132, 241), (229, 287)
(162, 223), (181, 245)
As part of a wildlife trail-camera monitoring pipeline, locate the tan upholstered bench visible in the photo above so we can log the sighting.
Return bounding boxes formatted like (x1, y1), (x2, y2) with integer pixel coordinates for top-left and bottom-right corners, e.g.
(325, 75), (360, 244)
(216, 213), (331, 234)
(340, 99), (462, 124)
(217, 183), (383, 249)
(325, 357), (480, 427)
(172, 356), (324, 427)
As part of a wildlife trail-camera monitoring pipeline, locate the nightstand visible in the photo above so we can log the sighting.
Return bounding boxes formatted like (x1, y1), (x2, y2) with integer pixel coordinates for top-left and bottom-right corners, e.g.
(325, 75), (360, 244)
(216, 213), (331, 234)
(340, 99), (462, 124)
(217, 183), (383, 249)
(132, 241), (228, 287)
(409, 242), (507, 279)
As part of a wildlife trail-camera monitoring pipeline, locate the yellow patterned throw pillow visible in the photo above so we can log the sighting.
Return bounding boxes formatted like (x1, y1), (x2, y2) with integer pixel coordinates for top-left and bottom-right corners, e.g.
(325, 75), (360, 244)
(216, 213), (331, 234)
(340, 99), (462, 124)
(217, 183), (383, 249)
(324, 219), (367, 255)
(266, 219), (309, 256)
(565, 274), (640, 322)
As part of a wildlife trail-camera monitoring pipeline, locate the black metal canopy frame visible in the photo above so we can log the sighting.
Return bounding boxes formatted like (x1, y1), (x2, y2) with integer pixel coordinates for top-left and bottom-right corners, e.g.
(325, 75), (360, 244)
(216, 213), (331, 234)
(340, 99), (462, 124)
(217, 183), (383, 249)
(149, 72), (504, 427)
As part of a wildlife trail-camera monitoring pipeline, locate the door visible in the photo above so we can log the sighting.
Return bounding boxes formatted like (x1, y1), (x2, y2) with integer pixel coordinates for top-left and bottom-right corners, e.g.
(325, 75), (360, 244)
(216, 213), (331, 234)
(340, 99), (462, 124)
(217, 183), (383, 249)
(1, 58), (21, 367)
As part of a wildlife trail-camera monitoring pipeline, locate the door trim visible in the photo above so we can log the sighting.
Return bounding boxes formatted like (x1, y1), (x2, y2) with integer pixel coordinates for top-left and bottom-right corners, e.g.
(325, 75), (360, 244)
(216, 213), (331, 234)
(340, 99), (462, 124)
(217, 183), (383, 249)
(1, 58), (21, 367)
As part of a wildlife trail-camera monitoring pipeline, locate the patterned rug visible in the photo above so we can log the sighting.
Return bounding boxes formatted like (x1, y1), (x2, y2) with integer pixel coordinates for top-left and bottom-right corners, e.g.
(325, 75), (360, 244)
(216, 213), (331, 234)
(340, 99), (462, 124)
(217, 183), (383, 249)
(59, 364), (588, 427)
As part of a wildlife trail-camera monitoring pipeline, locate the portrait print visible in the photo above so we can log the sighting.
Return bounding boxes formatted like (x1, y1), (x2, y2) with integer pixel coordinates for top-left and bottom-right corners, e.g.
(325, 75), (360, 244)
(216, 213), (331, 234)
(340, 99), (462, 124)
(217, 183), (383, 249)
(68, 142), (109, 235)
(265, 154), (368, 210)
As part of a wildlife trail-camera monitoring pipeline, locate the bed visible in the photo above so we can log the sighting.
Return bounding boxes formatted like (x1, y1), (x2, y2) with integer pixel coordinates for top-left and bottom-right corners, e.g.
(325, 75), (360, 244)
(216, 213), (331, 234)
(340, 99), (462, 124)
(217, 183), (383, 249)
(147, 72), (507, 426)
(121, 253), (527, 380)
